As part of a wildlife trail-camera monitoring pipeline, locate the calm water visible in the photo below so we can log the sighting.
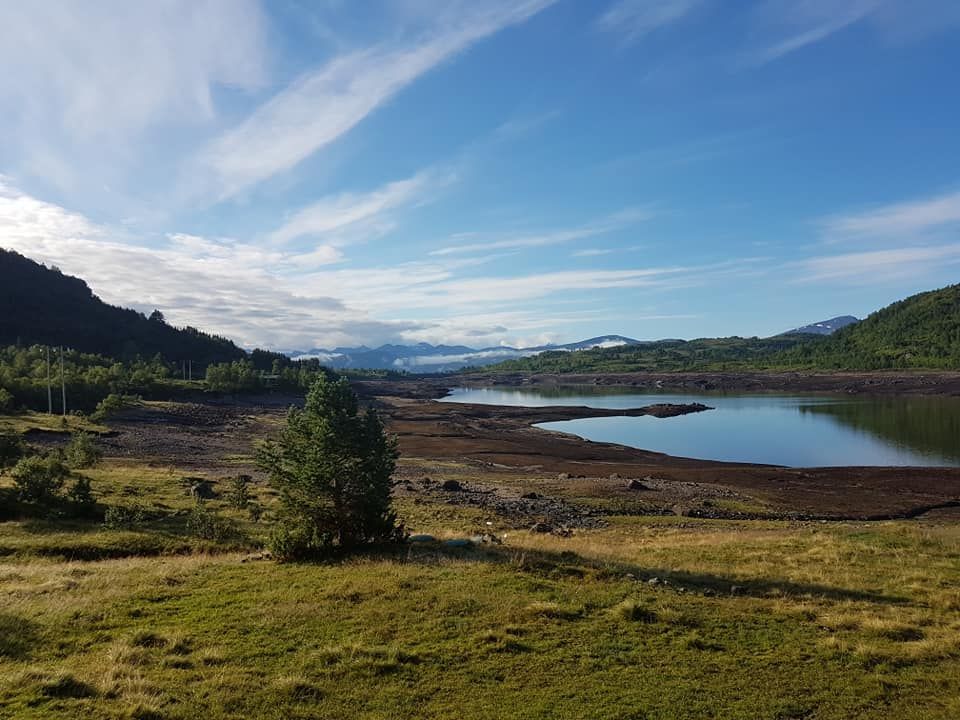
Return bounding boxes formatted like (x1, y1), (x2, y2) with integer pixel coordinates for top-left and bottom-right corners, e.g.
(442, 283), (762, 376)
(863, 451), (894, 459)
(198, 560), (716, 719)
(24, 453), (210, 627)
(441, 386), (960, 467)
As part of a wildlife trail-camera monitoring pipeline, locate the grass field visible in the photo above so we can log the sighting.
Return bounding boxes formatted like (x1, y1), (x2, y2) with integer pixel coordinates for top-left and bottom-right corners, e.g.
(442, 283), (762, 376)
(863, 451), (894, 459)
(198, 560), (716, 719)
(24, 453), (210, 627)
(2, 421), (959, 718)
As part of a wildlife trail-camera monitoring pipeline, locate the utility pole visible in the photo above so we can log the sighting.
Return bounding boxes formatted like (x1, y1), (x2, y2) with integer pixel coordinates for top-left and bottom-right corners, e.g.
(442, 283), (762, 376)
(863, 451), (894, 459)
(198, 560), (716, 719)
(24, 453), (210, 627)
(46, 346), (53, 414)
(188, 360), (193, 382)
(59, 346), (66, 416)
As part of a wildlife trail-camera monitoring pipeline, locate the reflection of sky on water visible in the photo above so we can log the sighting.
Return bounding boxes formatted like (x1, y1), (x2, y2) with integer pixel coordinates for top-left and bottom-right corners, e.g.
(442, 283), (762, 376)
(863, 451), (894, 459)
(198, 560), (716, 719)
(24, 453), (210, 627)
(441, 387), (960, 467)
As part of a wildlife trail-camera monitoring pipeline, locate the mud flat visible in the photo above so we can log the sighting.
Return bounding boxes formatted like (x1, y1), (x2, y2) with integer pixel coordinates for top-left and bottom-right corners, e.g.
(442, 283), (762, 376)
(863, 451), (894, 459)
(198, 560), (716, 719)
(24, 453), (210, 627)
(355, 376), (960, 521)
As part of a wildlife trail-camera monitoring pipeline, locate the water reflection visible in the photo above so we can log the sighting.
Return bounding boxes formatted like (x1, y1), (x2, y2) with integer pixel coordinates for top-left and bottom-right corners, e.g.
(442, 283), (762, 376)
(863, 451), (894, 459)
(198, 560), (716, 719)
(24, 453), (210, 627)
(442, 387), (960, 467)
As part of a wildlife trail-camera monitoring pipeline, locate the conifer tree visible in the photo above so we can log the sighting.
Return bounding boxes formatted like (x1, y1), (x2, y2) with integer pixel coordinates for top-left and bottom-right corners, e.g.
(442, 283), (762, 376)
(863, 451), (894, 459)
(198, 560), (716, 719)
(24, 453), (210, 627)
(258, 375), (402, 558)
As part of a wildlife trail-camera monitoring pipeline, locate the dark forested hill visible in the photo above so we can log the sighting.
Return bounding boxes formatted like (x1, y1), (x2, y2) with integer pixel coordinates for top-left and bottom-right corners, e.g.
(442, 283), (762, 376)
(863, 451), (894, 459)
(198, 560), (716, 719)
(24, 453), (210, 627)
(0, 249), (246, 366)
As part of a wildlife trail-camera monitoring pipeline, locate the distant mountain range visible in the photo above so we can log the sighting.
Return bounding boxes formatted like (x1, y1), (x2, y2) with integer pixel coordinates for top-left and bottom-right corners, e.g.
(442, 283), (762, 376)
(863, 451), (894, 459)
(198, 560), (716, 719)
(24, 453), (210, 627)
(287, 316), (864, 374)
(787, 315), (859, 336)
(287, 335), (645, 374)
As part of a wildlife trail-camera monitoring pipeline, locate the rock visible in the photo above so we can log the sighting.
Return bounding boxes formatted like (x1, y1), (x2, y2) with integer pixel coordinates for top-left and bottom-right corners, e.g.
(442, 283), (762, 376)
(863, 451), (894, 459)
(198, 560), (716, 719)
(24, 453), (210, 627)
(188, 479), (215, 500)
(408, 534), (436, 544)
(625, 573), (636, 580)
(557, 473), (570, 480)
(647, 577), (660, 586)
(627, 479), (650, 491)
(730, 585), (745, 596)
(609, 473), (621, 480)
(441, 479), (463, 492)
(530, 522), (554, 534)
(521, 492), (541, 500)
(703, 588), (717, 597)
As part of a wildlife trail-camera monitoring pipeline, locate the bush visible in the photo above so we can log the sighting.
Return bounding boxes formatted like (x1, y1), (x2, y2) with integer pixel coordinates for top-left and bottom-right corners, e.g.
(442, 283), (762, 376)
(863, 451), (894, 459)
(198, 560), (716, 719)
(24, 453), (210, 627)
(227, 474), (252, 510)
(0, 387), (15, 413)
(64, 431), (102, 469)
(185, 501), (233, 541)
(257, 376), (403, 558)
(91, 393), (139, 422)
(67, 476), (96, 510)
(0, 430), (28, 469)
(267, 523), (311, 562)
(10, 455), (69, 503)
(103, 503), (146, 529)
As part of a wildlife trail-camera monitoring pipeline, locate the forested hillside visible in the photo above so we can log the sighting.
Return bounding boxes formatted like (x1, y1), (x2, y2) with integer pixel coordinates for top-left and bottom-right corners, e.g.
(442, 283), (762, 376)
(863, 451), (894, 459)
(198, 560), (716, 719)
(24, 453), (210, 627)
(0, 249), (246, 366)
(484, 284), (960, 373)
(779, 284), (960, 370)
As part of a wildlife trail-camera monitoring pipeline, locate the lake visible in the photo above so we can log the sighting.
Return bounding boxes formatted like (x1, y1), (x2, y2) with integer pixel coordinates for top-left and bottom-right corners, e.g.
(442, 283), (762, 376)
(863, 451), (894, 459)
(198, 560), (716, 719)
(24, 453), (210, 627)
(441, 386), (960, 467)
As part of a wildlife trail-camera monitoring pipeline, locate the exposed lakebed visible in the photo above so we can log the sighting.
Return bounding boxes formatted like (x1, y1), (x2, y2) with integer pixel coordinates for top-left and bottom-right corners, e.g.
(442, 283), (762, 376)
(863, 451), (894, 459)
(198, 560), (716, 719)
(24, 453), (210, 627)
(441, 386), (960, 467)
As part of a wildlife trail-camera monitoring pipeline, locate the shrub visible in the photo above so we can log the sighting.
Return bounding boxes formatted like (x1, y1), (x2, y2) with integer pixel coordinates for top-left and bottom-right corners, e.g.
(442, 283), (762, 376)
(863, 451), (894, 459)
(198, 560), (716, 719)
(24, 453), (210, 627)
(103, 502), (146, 529)
(267, 523), (311, 562)
(67, 476), (96, 511)
(0, 430), (28, 469)
(0, 387), (15, 413)
(257, 376), (403, 558)
(10, 455), (69, 503)
(227, 474), (252, 510)
(91, 393), (139, 422)
(186, 501), (232, 541)
(64, 431), (102, 469)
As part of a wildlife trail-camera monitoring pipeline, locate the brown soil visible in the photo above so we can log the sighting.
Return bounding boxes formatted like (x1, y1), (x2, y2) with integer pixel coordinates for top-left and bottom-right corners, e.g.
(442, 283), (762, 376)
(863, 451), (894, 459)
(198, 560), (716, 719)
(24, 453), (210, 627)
(355, 374), (960, 521)
(58, 373), (960, 524)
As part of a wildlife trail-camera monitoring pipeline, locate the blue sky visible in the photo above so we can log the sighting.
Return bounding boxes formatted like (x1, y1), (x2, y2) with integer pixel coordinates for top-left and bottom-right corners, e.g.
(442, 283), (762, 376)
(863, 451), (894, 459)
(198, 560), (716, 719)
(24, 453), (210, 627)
(1, 0), (959, 350)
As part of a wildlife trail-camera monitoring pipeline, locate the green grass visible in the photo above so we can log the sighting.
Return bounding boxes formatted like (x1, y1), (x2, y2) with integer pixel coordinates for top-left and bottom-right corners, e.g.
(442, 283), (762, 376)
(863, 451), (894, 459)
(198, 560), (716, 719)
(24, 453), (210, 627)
(2, 414), (959, 718)
(0, 412), (108, 435)
(1, 513), (959, 719)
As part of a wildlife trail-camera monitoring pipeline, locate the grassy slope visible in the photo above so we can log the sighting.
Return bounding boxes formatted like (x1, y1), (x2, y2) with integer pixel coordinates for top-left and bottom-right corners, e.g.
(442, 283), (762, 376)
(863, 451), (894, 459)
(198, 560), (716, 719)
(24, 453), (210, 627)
(2, 456), (960, 719)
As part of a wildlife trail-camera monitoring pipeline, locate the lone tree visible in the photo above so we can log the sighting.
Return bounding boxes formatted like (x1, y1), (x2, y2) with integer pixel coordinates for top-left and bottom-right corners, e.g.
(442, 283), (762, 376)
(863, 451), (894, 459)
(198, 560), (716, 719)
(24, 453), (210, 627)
(258, 375), (402, 559)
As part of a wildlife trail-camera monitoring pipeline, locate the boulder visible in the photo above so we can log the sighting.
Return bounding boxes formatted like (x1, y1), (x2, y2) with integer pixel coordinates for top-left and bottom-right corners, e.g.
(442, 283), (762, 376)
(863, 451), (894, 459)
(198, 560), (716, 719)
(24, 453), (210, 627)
(627, 479), (651, 491)
(530, 522), (554, 534)
(441, 479), (463, 492)
(408, 534), (436, 544)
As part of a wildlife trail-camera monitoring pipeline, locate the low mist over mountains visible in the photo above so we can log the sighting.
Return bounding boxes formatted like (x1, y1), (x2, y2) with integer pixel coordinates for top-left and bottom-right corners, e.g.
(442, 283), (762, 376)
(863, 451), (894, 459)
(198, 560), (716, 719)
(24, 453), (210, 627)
(288, 336), (644, 374)
(5, 248), (955, 374)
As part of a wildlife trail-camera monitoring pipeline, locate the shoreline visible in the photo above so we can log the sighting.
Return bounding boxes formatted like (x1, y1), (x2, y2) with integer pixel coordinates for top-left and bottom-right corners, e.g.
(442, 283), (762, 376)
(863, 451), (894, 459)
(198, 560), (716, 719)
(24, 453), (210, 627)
(354, 373), (960, 521)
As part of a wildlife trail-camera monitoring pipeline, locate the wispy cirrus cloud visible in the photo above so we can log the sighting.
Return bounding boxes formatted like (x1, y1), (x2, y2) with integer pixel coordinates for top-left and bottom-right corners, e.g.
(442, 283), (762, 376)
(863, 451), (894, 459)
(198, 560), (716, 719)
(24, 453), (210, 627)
(0, 1), (267, 194)
(429, 207), (654, 256)
(595, 0), (703, 45)
(197, 0), (555, 202)
(748, 0), (960, 66)
(792, 245), (960, 284)
(821, 189), (960, 240)
(268, 169), (448, 246)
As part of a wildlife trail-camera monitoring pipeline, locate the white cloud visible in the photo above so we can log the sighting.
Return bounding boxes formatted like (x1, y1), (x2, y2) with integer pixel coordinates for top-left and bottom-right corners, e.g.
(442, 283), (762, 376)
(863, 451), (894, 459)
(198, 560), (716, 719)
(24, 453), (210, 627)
(748, 0), (960, 65)
(430, 207), (653, 256)
(596, 0), (703, 44)
(751, 0), (879, 65)
(822, 190), (960, 239)
(198, 0), (555, 201)
(269, 169), (444, 245)
(572, 248), (615, 257)
(792, 245), (960, 284)
(0, 1), (267, 190)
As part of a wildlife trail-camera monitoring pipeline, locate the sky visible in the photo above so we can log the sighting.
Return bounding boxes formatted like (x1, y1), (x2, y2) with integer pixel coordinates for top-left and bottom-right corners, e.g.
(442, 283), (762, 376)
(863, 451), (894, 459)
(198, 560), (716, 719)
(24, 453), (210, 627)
(1, 0), (959, 352)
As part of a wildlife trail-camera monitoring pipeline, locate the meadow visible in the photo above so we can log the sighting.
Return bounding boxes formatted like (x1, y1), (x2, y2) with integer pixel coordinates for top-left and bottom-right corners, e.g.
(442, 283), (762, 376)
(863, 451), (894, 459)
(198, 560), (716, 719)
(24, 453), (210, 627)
(2, 447), (959, 719)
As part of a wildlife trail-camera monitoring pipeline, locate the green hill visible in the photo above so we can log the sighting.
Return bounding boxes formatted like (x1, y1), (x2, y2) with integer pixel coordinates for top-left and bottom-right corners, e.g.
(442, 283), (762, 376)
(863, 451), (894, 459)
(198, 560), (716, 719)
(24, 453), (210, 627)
(781, 284), (960, 370)
(0, 249), (246, 367)
(483, 284), (960, 374)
